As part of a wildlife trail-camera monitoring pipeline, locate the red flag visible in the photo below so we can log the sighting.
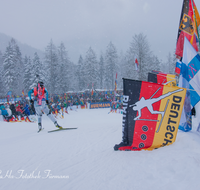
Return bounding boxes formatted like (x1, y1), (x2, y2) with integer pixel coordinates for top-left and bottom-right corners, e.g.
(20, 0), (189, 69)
(91, 83), (94, 96)
(113, 73), (118, 101)
(135, 58), (139, 71)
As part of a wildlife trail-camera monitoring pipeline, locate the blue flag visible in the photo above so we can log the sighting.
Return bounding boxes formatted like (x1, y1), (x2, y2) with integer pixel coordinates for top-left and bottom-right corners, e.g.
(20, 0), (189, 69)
(178, 37), (200, 132)
(180, 37), (200, 107)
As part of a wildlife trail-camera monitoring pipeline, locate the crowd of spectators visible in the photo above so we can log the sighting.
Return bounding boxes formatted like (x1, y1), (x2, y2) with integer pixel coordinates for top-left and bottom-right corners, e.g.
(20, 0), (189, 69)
(0, 89), (123, 122)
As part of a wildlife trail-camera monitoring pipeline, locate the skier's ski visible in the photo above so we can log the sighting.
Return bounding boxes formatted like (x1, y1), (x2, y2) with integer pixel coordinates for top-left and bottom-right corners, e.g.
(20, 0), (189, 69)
(48, 128), (77, 133)
(37, 128), (44, 133)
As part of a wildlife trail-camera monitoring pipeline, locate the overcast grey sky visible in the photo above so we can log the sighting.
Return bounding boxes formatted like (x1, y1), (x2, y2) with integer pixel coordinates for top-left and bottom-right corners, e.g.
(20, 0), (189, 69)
(0, 0), (200, 63)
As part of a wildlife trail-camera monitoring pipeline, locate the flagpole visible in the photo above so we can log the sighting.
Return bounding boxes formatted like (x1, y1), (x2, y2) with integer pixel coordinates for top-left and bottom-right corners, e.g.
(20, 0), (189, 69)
(191, 0), (200, 53)
(113, 73), (117, 102)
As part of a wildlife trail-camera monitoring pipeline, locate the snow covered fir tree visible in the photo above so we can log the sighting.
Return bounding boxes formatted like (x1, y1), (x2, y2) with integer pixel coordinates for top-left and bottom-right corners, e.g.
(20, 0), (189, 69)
(0, 34), (176, 97)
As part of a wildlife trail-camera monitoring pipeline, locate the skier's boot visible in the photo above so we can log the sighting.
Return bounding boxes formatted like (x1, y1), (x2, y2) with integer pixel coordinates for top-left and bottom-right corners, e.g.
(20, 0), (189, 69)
(38, 123), (42, 133)
(54, 121), (62, 129)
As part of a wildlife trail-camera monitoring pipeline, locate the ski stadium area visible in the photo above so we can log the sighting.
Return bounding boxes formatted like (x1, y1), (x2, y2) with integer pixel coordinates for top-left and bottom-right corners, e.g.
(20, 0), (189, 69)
(0, 107), (200, 190)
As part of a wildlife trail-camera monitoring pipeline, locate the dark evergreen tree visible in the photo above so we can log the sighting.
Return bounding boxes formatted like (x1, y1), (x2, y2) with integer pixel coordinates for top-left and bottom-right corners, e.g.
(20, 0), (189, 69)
(13, 39), (24, 95)
(44, 40), (58, 94)
(167, 52), (176, 74)
(3, 39), (21, 95)
(117, 51), (125, 89)
(99, 54), (105, 89)
(84, 47), (98, 89)
(128, 33), (152, 81)
(29, 52), (45, 89)
(57, 42), (70, 93)
(68, 61), (78, 91)
(149, 55), (161, 73)
(77, 55), (85, 91)
(105, 42), (118, 89)
(23, 56), (32, 93)
(0, 51), (4, 96)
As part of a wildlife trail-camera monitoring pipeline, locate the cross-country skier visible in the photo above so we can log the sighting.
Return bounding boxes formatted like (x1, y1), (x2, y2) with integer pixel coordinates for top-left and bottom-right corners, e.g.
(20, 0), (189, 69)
(28, 81), (62, 132)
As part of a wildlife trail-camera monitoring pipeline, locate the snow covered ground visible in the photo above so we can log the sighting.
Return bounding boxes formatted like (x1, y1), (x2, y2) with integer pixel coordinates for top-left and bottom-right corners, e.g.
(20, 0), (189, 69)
(0, 108), (200, 190)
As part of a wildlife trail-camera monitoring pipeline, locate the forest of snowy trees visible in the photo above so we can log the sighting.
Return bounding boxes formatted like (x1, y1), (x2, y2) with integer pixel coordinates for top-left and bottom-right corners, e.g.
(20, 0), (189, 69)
(0, 33), (176, 96)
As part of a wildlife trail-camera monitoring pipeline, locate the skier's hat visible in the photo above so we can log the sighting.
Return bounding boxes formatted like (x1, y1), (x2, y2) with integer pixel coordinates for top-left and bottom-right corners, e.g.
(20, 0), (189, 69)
(39, 81), (44, 87)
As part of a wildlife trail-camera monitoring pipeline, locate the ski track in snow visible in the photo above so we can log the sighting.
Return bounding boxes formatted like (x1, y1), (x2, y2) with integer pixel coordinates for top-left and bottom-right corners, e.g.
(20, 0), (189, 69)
(0, 108), (200, 190)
